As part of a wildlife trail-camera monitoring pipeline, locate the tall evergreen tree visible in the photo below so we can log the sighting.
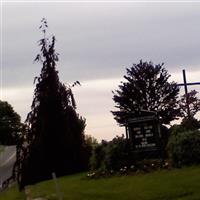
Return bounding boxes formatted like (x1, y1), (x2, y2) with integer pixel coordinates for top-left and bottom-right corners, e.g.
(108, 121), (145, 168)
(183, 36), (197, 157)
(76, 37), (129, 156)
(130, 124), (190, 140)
(14, 19), (86, 190)
(112, 60), (180, 126)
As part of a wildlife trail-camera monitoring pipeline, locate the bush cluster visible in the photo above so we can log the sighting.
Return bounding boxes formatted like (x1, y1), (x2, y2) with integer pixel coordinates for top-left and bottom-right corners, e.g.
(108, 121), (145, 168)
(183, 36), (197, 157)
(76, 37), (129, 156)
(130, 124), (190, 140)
(90, 135), (131, 171)
(168, 130), (200, 167)
(90, 123), (200, 177)
(87, 159), (170, 179)
(89, 135), (170, 178)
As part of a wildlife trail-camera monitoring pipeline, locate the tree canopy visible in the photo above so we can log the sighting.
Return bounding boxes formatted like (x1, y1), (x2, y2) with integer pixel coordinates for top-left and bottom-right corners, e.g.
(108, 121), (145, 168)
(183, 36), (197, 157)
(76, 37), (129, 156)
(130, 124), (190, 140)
(14, 19), (86, 190)
(179, 90), (200, 119)
(112, 60), (180, 126)
(0, 100), (22, 145)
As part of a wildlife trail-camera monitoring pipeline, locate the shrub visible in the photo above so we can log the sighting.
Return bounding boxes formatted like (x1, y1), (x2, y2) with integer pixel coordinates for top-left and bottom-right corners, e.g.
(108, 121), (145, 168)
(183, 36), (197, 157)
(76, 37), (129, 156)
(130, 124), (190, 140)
(90, 135), (131, 171)
(82, 135), (98, 170)
(104, 135), (130, 170)
(168, 130), (200, 167)
(90, 140), (108, 170)
(170, 117), (200, 135)
(181, 117), (200, 130)
(89, 135), (170, 177)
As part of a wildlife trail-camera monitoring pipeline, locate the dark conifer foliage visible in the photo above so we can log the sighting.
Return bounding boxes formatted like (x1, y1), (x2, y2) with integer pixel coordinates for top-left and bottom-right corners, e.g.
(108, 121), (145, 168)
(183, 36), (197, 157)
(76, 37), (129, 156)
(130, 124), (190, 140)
(14, 19), (86, 190)
(112, 60), (180, 125)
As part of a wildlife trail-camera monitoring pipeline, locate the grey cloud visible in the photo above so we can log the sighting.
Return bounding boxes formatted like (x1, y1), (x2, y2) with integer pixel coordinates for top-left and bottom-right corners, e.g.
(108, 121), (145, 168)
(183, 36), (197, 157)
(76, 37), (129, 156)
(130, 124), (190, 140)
(3, 2), (200, 140)
(3, 2), (200, 87)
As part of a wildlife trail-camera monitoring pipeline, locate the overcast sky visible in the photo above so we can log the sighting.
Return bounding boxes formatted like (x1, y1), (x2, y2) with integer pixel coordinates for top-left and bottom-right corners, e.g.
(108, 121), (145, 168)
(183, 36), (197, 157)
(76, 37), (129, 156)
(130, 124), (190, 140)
(2, 1), (200, 140)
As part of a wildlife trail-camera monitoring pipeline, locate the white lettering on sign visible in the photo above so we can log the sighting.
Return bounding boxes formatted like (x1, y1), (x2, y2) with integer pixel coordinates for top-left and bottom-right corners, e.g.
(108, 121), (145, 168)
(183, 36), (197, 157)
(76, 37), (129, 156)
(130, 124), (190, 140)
(144, 126), (153, 130)
(142, 138), (147, 142)
(145, 130), (151, 133)
(136, 143), (156, 148)
(133, 127), (141, 131)
(135, 134), (143, 138)
(145, 133), (154, 137)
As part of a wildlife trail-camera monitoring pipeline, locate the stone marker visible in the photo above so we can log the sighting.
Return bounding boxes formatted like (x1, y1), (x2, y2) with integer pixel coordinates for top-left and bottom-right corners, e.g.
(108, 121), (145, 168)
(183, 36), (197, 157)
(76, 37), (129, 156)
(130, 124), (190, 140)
(52, 172), (63, 200)
(25, 186), (32, 200)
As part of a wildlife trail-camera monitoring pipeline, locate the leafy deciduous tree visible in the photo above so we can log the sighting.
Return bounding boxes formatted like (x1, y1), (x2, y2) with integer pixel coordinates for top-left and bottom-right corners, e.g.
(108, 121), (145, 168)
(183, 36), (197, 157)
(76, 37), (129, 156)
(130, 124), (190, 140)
(0, 100), (22, 145)
(179, 90), (200, 118)
(112, 60), (180, 126)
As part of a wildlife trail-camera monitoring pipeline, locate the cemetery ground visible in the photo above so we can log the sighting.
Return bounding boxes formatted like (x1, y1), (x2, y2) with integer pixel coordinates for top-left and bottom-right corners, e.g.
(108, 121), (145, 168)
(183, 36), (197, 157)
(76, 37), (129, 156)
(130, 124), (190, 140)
(1, 165), (200, 200)
(0, 146), (4, 153)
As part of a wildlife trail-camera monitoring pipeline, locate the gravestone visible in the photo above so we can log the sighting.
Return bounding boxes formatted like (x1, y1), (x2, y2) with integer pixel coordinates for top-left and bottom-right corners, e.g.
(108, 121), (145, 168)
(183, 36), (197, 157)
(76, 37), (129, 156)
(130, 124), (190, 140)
(125, 110), (162, 159)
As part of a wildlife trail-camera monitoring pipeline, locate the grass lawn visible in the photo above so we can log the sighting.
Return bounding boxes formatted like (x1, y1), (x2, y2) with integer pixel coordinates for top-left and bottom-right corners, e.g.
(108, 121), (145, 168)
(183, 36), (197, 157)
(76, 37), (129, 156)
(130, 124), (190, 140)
(1, 166), (200, 200)
(0, 146), (4, 154)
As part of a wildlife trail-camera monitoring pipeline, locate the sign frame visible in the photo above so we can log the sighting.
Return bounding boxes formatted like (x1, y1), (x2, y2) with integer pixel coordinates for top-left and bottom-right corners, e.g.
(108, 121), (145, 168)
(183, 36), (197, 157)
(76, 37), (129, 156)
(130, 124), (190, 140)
(125, 110), (162, 158)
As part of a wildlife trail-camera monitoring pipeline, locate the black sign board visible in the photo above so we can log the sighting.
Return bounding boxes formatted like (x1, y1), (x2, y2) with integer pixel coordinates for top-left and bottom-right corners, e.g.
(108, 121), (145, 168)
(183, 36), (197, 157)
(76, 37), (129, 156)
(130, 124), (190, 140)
(125, 111), (161, 157)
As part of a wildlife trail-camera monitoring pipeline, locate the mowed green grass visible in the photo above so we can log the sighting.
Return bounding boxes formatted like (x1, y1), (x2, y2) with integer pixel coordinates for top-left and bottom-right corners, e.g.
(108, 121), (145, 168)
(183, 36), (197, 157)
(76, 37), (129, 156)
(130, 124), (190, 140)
(0, 145), (4, 153)
(1, 166), (200, 200)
